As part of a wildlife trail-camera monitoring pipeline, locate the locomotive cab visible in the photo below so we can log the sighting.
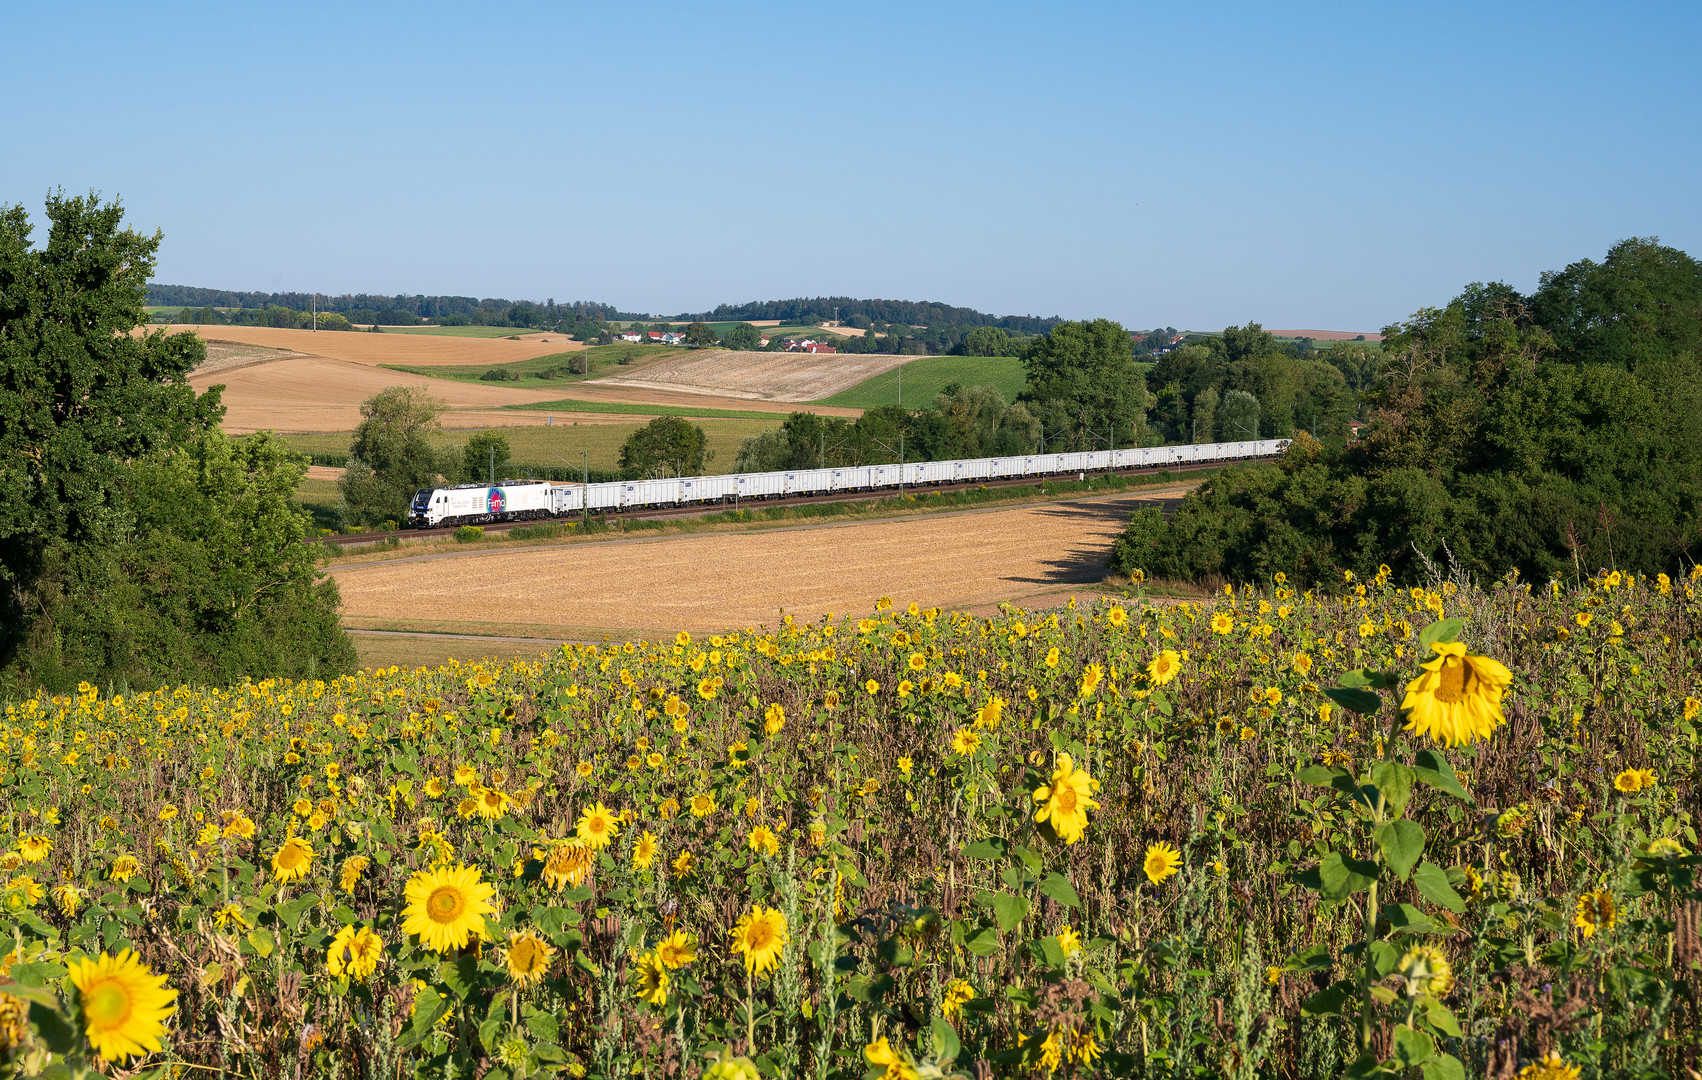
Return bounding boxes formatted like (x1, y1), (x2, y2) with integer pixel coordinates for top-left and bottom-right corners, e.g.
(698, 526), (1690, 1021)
(408, 489), (435, 527)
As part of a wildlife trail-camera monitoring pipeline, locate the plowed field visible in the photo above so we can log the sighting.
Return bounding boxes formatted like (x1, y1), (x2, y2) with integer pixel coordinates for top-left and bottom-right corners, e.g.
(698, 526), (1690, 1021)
(590, 349), (911, 401)
(331, 491), (1159, 637)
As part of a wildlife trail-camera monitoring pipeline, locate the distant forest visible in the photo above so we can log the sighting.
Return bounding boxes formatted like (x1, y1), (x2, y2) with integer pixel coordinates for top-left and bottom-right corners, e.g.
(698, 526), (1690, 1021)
(673, 296), (1063, 336)
(145, 285), (640, 329)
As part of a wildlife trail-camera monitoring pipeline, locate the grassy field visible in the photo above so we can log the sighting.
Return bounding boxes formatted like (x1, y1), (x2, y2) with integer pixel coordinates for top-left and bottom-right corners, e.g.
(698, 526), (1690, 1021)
(815, 354), (1027, 408)
(506, 398), (810, 421)
(283, 416), (781, 477)
(293, 476), (343, 532)
(383, 343), (690, 387)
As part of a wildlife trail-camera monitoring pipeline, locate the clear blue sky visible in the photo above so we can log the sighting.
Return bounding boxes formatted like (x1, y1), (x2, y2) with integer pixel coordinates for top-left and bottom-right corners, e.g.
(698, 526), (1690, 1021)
(5, 1), (1698, 331)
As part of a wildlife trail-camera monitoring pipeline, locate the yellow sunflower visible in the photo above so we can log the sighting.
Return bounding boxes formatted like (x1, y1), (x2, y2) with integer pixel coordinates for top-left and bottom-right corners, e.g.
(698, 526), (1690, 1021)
(690, 793), (716, 818)
(542, 841), (594, 891)
(1078, 663), (1103, 698)
(270, 837), (314, 884)
(1396, 944), (1452, 996)
(1399, 641), (1512, 747)
(1145, 650), (1182, 687)
(576, 802), (620, 850)
(1143, 842), (1182, 885)
(1033, 754), (1100, 845)
(1519, 1053), (1582, 1080)
(731, 906), (788, 976)
(633, 830), (659, 870)
(17, 836), (50, 863)
(632, 949), (669, 1006)
(501, 929), (556, 988)
(654, 930), (696, 969)
(950, 728), (981, 755)
(1210, 611), (1234, 634)
(326, 924), (384, 981)
(401, 864), (497, 953)
(67, 949), (179, 1062)
(475, 787), (510, 821)
(1573, 889), (1615, 939)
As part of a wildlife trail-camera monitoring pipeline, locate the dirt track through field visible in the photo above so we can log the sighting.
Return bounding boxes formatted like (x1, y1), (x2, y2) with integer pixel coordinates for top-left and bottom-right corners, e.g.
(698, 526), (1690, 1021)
(590, 350), (910, 402)
(331, 490), (1163, 636)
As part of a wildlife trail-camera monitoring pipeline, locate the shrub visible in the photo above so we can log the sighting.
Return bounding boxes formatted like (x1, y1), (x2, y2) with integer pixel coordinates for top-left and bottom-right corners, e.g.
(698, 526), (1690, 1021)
(453, 525), (484, 543)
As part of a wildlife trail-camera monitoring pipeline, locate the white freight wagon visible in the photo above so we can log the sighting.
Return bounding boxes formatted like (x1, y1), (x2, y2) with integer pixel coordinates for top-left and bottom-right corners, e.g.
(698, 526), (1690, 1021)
(681, 475), (737, 504)
(621, 479), (682, 508)
(550, 485), (584, 515)
(736, 472), (786, 499)
(585, 482), (623, 512)
(954, 458), (991, 481)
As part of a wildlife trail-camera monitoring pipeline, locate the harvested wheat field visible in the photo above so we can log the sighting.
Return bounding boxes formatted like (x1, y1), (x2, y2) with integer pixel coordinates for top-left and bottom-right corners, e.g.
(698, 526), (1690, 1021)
(195, 355), (614, 433)
(331, 491), (1158, 637)
(589, 349), (911, 401)
(150, 324), (580, 367)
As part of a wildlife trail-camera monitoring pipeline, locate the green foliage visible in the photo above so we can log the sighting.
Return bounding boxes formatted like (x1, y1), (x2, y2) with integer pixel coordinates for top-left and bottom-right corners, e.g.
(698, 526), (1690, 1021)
(461, 430), (512, 484)
(454, 525), (485, 543)
(721, 322), (763, 350)
(961, 326), (1011, 356)
(1017, 318), (1153, 449)
(1117, 240), (1702, 585)
(0, 192), (352, 689)
(338, 386), (449, 529)
(618, 416), (710, 479)
(683, 321), (718, 347)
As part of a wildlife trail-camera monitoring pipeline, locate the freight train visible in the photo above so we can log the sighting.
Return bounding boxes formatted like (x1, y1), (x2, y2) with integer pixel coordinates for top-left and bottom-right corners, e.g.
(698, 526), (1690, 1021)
(406, 438), (1289, 529)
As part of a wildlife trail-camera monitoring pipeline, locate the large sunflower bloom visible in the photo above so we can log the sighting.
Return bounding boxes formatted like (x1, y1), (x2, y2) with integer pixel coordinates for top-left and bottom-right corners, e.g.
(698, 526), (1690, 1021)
(654, 930), (696, 969)
(401, 864), (498, 953)
(501, 929), (556, 988)
(632, 949), (670, 1006)
(68, 949), (179, 1062)
(1145, 650), (1182, 687)
(326, 924), (384, 981)
(576, 803), (620, 850)
(271, 837), (314, 884)
(1032, 754), (1100, 845)
(1400, 641), (1512, 747)
(731, 906), (789, 977)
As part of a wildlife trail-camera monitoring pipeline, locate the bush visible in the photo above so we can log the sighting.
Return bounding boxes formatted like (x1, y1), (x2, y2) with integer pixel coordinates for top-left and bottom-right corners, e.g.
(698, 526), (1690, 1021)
(479, 368), (513, 381)
(454, 525), (484, 543)
(507, 522), (563, 541)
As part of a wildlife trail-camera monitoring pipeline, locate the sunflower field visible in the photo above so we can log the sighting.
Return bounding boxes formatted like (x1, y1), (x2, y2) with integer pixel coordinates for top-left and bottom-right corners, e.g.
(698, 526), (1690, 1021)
(1, 567), (1701, 1080)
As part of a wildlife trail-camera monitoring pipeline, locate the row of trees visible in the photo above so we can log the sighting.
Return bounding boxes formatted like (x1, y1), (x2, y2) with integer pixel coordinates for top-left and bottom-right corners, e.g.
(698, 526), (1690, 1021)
(147, 285), (636, 329)
(1114, 237), (1702, 585)
(2, 194), (355, 690)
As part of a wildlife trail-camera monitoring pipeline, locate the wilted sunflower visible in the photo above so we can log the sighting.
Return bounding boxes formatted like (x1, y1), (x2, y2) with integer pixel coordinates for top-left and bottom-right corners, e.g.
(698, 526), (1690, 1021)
(576, 803), (620, 850)
(731, 906), (789, 976)
(271, 837), (314, 884)
(401, 864), (497, 953)
(16, 836), (50, 863)
(326, 924), (384, 981)
(542, 841), (594, 891)
(501, 929), (555, 988)
(1033, 754), (1100, 845)
(632, 949), (669, 1006)
(68, 949), (179, 1062)
(339, 855), (370, 894)
(1397, 944), (1452, 996)
(1400, 641), (1512, 747)
(109, 854), (141, 883)
(1573, 889), (1615, 939)
(1143, 842), (1182, 885)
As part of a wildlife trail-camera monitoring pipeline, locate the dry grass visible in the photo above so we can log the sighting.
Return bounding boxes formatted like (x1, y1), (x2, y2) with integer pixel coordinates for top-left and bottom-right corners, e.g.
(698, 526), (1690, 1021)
(329, 491), (1153, 636)
(590, 349), (912, 402)
(149, 324), (581, 366)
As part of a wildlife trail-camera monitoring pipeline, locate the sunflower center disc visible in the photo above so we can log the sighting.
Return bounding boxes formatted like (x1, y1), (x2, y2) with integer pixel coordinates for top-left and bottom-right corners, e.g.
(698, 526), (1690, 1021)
(86, 980), (133, 1029)
(1435, 658), (1469, 703)
(429, 886), (465, 922)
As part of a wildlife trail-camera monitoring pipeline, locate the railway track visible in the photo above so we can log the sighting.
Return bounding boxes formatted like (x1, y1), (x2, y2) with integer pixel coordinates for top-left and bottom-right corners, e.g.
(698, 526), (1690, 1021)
(315, 459), (1231, 549)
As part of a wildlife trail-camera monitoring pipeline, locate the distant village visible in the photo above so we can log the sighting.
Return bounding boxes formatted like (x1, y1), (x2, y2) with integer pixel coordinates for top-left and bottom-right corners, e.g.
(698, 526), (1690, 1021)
(617, 328), (838, 353)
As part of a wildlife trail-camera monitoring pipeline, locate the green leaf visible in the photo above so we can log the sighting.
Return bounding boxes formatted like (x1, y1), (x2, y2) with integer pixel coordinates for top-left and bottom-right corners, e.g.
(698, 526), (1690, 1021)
(962, 837), (1008, 860)
(1037, 872), (1081, 909)
(246, 928), (276, 958)
(1412, 862), (1466, 913)
(440, 954), (478, 1001)
(478, 1012), (505, 1054)
(1370, 762), (1415, 816)
(1393, 1025), (1435, 1066)
(1315, 851), (1379, 900)
(1418, 996), (1463, 1037)
(1418, 618), (1463, 649)
(931, 1017), (961, 1063)
(1337, 668), (1372, 688)
(1038, 936), (1069, 969)
(1285, 944), (1333, 973)
(1325, 687), (1383, 715)
(992, 893), (1030, 933)
(277, 893), (318, 930)
(5, 961), (66, 986)
(1374, 820), (1425, 881)
(526, 1012), (560, 1043)
(1301, 980), (1354, 1016)
(1421, 1055), (1466, 1080)
(1383, 903), (1447, 936)
(400, 987), (448, 1047)
(1411, 749), (1472, 803)
(1370, 941), (1402, 977)
(1295, 765), (1342, 787)
(27, 999), (79, 1054)
(963, 926), (1001, 956)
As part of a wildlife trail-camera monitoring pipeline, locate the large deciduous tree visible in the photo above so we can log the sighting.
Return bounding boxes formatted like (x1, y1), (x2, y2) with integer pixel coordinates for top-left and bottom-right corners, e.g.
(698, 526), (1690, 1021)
(338, 386), (448, 528)
(619, 416), (710, 479)
(1018, 318), (1152, 450)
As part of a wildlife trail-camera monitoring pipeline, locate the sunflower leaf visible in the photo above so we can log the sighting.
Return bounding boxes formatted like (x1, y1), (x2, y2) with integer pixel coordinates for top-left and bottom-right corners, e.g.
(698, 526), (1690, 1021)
(1413, 862), (1466, 913)
(1324, 687), (1383, 715)
(961, 837), (1007, 861)
(277, 893), (318, 930)
(1039, 873), (1082, 909)
(1375, 820), (1425, 881)
(992, 892), (1029, 932)
(1422, 1055), (1467, 1080)
(1419, 618), (1464, 649)
(1314, 851), (1379, 900)
(1411, 749), (1472, 802)
(931, 1017), (961, 1063)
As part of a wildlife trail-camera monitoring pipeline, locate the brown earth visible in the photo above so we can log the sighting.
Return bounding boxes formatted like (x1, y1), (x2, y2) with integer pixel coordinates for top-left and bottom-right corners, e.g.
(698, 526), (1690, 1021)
(149, 324), (581, 367)
(588, 350), (910, 402)
(330, 490), (1163, 637)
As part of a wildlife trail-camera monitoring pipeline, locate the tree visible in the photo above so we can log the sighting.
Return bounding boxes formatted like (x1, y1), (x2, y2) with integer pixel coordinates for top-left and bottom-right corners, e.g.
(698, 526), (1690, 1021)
(1191, 386), (1220, 443)
(338, 386), (448, 528)
(1216, 389), (1261, 441)
(1017, 318), (1152, 449)
(461, 430), (512, 484)
(619, 416), (710, 478)
(683, 322), (718, 347)
(961, 326), (1011, 356)
(723, 323), (763, 350)
(0, 191), (352, 687)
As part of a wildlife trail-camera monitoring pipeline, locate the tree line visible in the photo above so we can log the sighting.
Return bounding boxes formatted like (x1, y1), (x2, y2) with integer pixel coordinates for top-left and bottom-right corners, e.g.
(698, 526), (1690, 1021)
(1113, 238), (1702, 586)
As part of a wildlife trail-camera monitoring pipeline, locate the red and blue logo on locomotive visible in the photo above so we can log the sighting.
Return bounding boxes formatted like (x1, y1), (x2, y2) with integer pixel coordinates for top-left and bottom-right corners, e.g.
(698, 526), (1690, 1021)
(486, 487), (506, 515)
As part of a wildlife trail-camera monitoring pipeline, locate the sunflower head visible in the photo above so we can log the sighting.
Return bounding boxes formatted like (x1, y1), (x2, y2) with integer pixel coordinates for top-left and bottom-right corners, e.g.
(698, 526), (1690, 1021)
(731, 906), (788, 977)
(1143, 842), (1182, 885)
(401, 864), (498, 953)
(502, 929), (556, 988)
(631, 949), (669, 1006)
(576, 803), (620, 850)
(271, 837), (314, 884)
(68, 949), (179, 1062)
(1400, 640), (1513, 748)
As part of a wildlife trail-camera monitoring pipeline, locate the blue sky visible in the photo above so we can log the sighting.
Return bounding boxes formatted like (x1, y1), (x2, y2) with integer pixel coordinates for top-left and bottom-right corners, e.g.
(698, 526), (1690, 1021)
(5, 1), (1698, 330)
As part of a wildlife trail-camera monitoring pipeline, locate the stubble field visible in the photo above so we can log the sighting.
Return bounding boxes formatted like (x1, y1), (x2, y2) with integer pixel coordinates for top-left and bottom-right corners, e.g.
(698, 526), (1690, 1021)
(590, 350), (913, 402)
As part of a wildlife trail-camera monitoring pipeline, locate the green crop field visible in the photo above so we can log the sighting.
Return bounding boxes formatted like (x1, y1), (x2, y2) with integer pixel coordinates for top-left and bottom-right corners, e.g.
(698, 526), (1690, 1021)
(382, 344), (691, 387)
(505, 398), (806, 421)
(283, 416), (780, 479)
(815, 354), (1027, 408)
